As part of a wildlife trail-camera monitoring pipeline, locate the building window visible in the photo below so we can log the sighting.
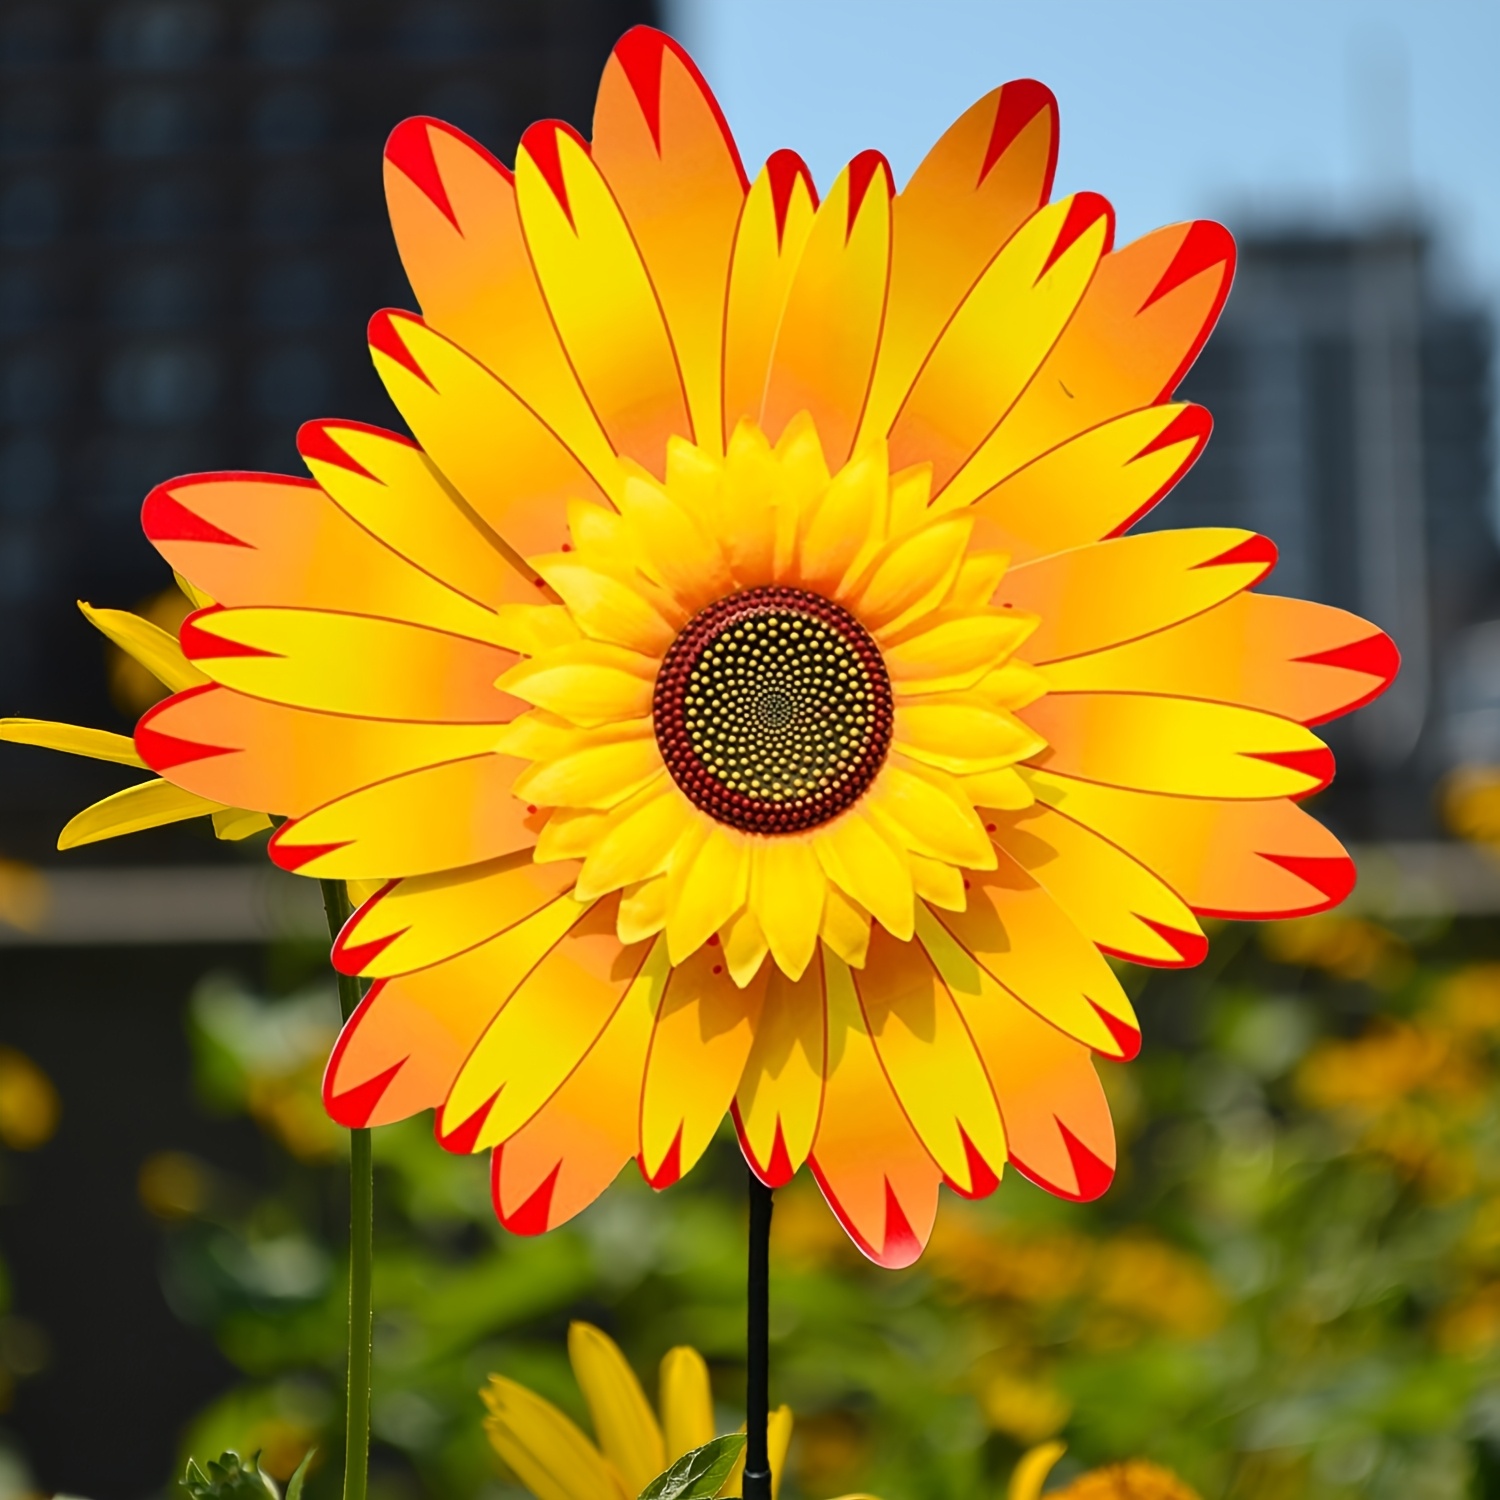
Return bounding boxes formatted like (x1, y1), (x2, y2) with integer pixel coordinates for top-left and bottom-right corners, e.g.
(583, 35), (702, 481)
(98, 1), (221, 69)
(247, 2), (333, 67)
(253, 345), (328, 419)
(0, 436), (58, 518)
(107, 174), (221, 242)
(253, 259), (333, 329)
(251, 170), (330, 241)
(0, 350), (68, 423)
(0, 176), (63, 247)
(100, 87), (204, 156)
(250, 87), (329, 153)
(103, 343), (220, 424)
(107, 262), (218, 330)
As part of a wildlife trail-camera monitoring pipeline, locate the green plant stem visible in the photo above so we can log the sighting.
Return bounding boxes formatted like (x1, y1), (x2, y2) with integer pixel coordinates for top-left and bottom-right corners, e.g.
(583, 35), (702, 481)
(321, 879), (372, 1500)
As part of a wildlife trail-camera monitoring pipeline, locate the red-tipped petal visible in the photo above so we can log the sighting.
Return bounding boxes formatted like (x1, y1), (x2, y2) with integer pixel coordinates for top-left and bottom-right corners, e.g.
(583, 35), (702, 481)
(1037, 191), (1114, 281)
(325, 1055), (405, 1129)
(519, 119), (587, 230)
(766, 148), (816, 248)
(1255, 851), (1358, 914)
(135, 686), (234, 771)
(141, 483), (251, 548)
(1247, 745), (1336, 797)
(435, 1091), (498, 1155)
(639, 1126), (683, 1190)
(367, 310), (434, 388)
(845, 149), (892, 240)
(1197, 532), (1278, 575)
(268, 822), (353, 874)
(297, 420), (379, 481)
(1141, 219), (1236, 312)
(1090, 1001), (1141, 1061)
(948, 1126), (1002, 1201)
(384, 116), (461, 230)
(178, 607), (278, 661)
(493, 1152), (562, 1236)
(978, 77), (1058, 190)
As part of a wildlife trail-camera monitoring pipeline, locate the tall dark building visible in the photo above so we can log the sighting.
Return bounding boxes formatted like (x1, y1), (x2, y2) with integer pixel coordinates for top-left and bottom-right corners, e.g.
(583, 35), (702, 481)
(0, 0), (652, 859)
(1156, 222), (1496, 839)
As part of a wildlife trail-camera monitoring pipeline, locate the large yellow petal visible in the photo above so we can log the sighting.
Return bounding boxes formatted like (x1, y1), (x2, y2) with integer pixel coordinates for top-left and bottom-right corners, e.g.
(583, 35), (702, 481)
(481, 1375), (627, 1500)
(575, 779), (695, 900)
(893, 697), (1046, 776)
(812, 810), (914, 941)
(512, 723), (664, 812)
(665, 821), (751, 964)
(853, 515), (973, 637)
(499, 642), (657, 728)
(532, 554), (681, 655)
(750, 837), (825, 981)
(883, 610), (1035, 695)
(58, 779), (222, 850)
(567, 1322), (666, 1497)
(862, 758), (996, 869)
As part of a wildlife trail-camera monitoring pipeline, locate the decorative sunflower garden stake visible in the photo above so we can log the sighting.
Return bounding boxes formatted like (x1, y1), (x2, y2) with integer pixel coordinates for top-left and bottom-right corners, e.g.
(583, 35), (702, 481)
(2, 26), (1398, 1500)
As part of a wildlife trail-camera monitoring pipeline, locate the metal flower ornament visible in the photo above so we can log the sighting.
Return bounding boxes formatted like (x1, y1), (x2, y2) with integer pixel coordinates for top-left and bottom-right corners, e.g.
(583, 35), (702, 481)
(3, 25), (1397, 1498)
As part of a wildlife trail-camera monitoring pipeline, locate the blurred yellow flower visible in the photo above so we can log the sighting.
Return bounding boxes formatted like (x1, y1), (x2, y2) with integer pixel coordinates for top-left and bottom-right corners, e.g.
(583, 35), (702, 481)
(981, 1372), (1072, 1445)
(1260, 913), (1409, 986)
(482, 1321), (805, 1500)
(1009, 1444), (1202, 1500)
(0, 1046), (59, 1150)
(1443, 764), (1500, 846)
(0, 858), (48, 933)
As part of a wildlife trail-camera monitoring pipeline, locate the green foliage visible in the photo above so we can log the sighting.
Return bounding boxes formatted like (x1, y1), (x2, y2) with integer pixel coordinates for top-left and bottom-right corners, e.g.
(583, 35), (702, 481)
(182, 1451), (279, 1500)
(638, 1434), (746, 1499)
(154, 913), (1500, 1499)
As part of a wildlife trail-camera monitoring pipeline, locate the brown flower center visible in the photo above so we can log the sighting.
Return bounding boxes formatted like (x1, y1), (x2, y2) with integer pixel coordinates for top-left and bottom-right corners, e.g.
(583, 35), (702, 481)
(652, 586), (893, 834)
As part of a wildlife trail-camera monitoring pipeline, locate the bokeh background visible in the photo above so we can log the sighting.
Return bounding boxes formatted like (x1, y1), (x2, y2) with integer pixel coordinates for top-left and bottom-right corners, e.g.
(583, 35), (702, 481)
(0, 2), (1496, 1497)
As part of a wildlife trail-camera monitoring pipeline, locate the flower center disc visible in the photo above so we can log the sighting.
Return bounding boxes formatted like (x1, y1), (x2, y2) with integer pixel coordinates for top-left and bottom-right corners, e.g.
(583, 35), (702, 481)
(653, 586), (894, 834)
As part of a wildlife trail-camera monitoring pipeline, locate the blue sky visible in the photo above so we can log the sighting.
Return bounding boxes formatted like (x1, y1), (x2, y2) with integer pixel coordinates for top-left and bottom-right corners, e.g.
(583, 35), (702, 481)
(663, 0), (1499, 314)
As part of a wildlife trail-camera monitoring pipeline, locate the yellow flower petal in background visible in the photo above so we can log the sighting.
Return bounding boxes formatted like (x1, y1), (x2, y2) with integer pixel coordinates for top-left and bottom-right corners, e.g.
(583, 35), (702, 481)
(567, 1321), (666, 1496)
(1010, 1441), (1068, 1500)
(658, 1345), (715, 1460)
(58, 779), (225, 851)
(0, 719), (145, 769)
(481, 1374), (628, 1500)
(78, 600), (208, 693)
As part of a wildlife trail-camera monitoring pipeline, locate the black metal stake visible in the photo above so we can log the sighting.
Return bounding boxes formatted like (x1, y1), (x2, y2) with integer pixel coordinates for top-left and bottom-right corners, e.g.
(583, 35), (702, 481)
(744, 1168), (774, 1500)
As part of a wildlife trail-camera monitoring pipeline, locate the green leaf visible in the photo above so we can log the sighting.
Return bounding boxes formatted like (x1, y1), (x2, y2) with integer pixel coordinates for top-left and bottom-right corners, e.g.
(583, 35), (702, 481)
(637, 1434), (748, 1500)
(181, 1451), (280, 1500)
(284, 1450), (316, 1500)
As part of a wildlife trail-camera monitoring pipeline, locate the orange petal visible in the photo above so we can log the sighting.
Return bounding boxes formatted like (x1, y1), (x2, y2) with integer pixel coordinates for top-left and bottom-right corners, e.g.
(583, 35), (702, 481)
(760, 151), (893, 465)
(1040, 592), (1399, 727)
(638, 944), (763, 1187)
(136, 683), (508, 819)
(734, 953), (826, 1187)
(723, 152), (819, 446)
(382, 115), (616, 485)
(965, 404), (1211, 562)
(809, 954), (940, 1268)
(516, 119), (691, 474)
(862, 78), (1058, 445)
(1024, 767), (1356, 919)
(322, 893), (589, 1129)
(593, 27), (747, 456)
(491, 938), (671, 1234)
